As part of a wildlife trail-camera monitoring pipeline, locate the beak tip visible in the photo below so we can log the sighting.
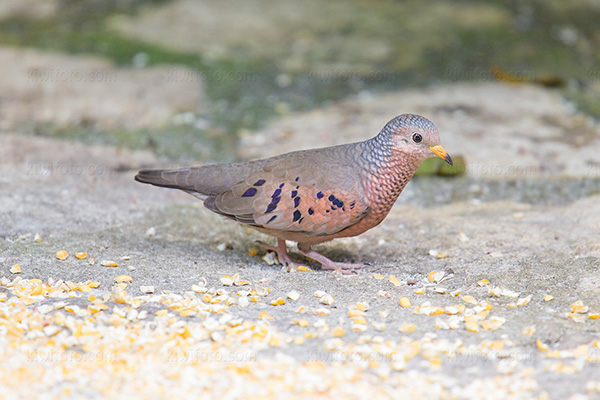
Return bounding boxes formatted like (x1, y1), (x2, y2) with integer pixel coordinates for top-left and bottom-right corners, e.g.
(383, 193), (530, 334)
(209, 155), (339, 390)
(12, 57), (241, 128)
(445, 154), (453, 167)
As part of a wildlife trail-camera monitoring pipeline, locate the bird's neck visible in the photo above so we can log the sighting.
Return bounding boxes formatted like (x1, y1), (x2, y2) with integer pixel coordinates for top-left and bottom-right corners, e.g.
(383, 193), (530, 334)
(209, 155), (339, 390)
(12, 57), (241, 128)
(360, 138), (420, 221)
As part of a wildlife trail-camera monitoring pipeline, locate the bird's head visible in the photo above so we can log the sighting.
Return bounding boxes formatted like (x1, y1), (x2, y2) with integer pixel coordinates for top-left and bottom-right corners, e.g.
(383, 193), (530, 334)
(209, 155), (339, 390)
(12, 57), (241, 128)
(384, 114), (453, 166)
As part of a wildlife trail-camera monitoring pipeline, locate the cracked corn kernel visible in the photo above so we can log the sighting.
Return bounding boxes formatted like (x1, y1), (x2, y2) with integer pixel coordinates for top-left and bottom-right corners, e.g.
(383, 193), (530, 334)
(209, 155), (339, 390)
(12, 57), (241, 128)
(296, 266), (311, 272)
(388, 275), (401, 286)
(319, 294), (335, 305)
(355, 302), (369, 312)
(372, 321), (386, 332)
(462, 295), (478, 305)
(258, 312), (273, 321)
(465, 319), (479, 332)
(220, 275), (234, 286)
(10, 264), (21, 274)
(290, 319), (309, 327)
(414, 288), (425, 295)
(34, 232), (42, 243)
(589, 313), (600, 319)
(537, 339), (549, 352)
(372, 273), (384, 279)
(399, 297), (411, 308)
(100, 260), (118, 267)
(140, 286), (155, 294)
(522, 326), (536, 337)
(331, 326), (345, 337)
(270, 298), (285, 306)
(55, 251), (69, 260)
(571, 300), (589, 314)
(247, 247), (258, 256)
(75, 252), (87, 260)
(543, 294), (554, 302)
(115, 275), (133, 283)
(313, 290), (326, 298)
(428, 271), (445, 283)
(287, 290), (300, 301)
(399, 322), (416, 333)
(477, 279), (489, 286)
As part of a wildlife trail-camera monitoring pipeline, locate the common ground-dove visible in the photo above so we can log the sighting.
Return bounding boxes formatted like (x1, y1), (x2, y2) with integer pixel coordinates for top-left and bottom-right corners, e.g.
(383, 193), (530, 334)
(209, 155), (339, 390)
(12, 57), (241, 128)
(135, 114), (452, 273)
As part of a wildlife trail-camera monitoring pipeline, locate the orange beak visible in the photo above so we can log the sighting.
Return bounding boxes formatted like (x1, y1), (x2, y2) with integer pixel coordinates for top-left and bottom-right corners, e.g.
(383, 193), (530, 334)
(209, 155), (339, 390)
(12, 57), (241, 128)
(429, 145), (453, 166)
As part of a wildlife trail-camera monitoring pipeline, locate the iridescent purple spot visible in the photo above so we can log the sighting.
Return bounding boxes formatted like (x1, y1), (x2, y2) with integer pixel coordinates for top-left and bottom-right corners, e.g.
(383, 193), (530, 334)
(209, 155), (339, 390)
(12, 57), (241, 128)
(266, 203), (277, 213)
(291, 190), (298, 198)
(272, 188), (281, 198)
(294, 197), (300, 208)
(242, 187), (257, 197)
(254, 179), (266, 186)
(293, 210), (302, 222)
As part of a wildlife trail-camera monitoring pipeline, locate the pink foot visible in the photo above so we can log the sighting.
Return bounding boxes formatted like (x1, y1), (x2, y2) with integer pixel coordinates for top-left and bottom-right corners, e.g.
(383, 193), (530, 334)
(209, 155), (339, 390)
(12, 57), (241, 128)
(298, 248), (364, 275)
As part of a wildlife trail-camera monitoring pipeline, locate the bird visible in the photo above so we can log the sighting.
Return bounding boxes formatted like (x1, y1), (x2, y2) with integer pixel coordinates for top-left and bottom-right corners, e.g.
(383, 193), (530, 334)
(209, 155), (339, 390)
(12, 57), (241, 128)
(135, 114), (452, 273)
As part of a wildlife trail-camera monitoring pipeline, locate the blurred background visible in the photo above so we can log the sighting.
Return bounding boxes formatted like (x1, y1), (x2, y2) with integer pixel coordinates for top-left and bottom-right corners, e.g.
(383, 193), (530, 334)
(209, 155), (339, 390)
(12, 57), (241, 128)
(1, 0), (599, 185)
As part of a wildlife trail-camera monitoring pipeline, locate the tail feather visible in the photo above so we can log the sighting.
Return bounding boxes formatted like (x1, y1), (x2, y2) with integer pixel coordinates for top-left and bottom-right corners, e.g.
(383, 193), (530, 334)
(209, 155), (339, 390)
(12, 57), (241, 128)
(134, 169), (193, 190)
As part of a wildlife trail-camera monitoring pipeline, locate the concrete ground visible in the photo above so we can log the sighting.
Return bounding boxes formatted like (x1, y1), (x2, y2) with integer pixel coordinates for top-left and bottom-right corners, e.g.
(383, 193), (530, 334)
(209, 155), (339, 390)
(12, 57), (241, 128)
(1, 65), (600, 397)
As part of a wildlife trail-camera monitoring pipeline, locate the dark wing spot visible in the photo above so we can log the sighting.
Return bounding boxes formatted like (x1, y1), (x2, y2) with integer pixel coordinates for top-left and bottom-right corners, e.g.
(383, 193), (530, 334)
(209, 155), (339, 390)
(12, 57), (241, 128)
(254, 179), (266, 186)
(272, 188), (282, 198)
(294, 197), (300, 208)
(308, 208), (314, 215)
(291, 190), (298, 198)
(328, 194), (335, 202)
(293, 210), (302, 222)
(242, 188), (257, 197)
(317, 192), (324, 199)
(265, 196), (280, 213)
(267, 215), (277, 224)
(295, 177), (300, 182)
(279, 183), (285, 188)
(338, 201), (344, 208)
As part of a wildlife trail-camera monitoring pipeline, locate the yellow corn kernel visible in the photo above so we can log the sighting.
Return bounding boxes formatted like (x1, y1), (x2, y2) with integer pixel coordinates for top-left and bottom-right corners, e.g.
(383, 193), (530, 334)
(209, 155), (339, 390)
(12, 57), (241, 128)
(75, 252), (87, 260)
(543, 294), (554, 302)
(372, 273), (385, 280)
(331, 326), (345, 337)
(399, 322), (416, 333)
(477, 279), (489, 286)
(270, 298), (285, 306)
(247, 247), (258, 256)
(10, 264), (21, 274)
(100, 260), (118, 267)
(462, 295), (478, 305)
(55, 251), (69, 260)
(414, 287), (425, 295)
(465, 319), (479, 333)
(115, 275), (133, 284)
(399, 297), (411, 308)
(536, 339), (549, 352)
(388, 275), (401, 286)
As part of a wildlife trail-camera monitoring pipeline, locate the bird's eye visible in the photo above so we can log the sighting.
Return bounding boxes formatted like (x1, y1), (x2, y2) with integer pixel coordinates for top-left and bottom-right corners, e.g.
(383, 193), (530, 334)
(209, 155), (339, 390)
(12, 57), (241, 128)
(412, 132), (423, 143)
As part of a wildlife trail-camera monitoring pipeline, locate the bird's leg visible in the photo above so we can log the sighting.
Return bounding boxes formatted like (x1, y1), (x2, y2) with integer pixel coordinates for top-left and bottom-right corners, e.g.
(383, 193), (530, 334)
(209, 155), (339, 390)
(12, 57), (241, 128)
(256, 238), (303, 266)
(297, 246), (364, 275)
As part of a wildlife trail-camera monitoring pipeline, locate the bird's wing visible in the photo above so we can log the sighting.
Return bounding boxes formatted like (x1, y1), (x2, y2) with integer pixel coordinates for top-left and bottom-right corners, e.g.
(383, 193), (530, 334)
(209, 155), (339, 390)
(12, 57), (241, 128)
(205, 147), (370, 236)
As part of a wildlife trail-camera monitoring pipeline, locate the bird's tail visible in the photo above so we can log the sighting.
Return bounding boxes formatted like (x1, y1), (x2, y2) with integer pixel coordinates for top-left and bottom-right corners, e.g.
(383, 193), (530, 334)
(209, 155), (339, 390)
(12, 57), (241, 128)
(135, 169), (196, 190)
